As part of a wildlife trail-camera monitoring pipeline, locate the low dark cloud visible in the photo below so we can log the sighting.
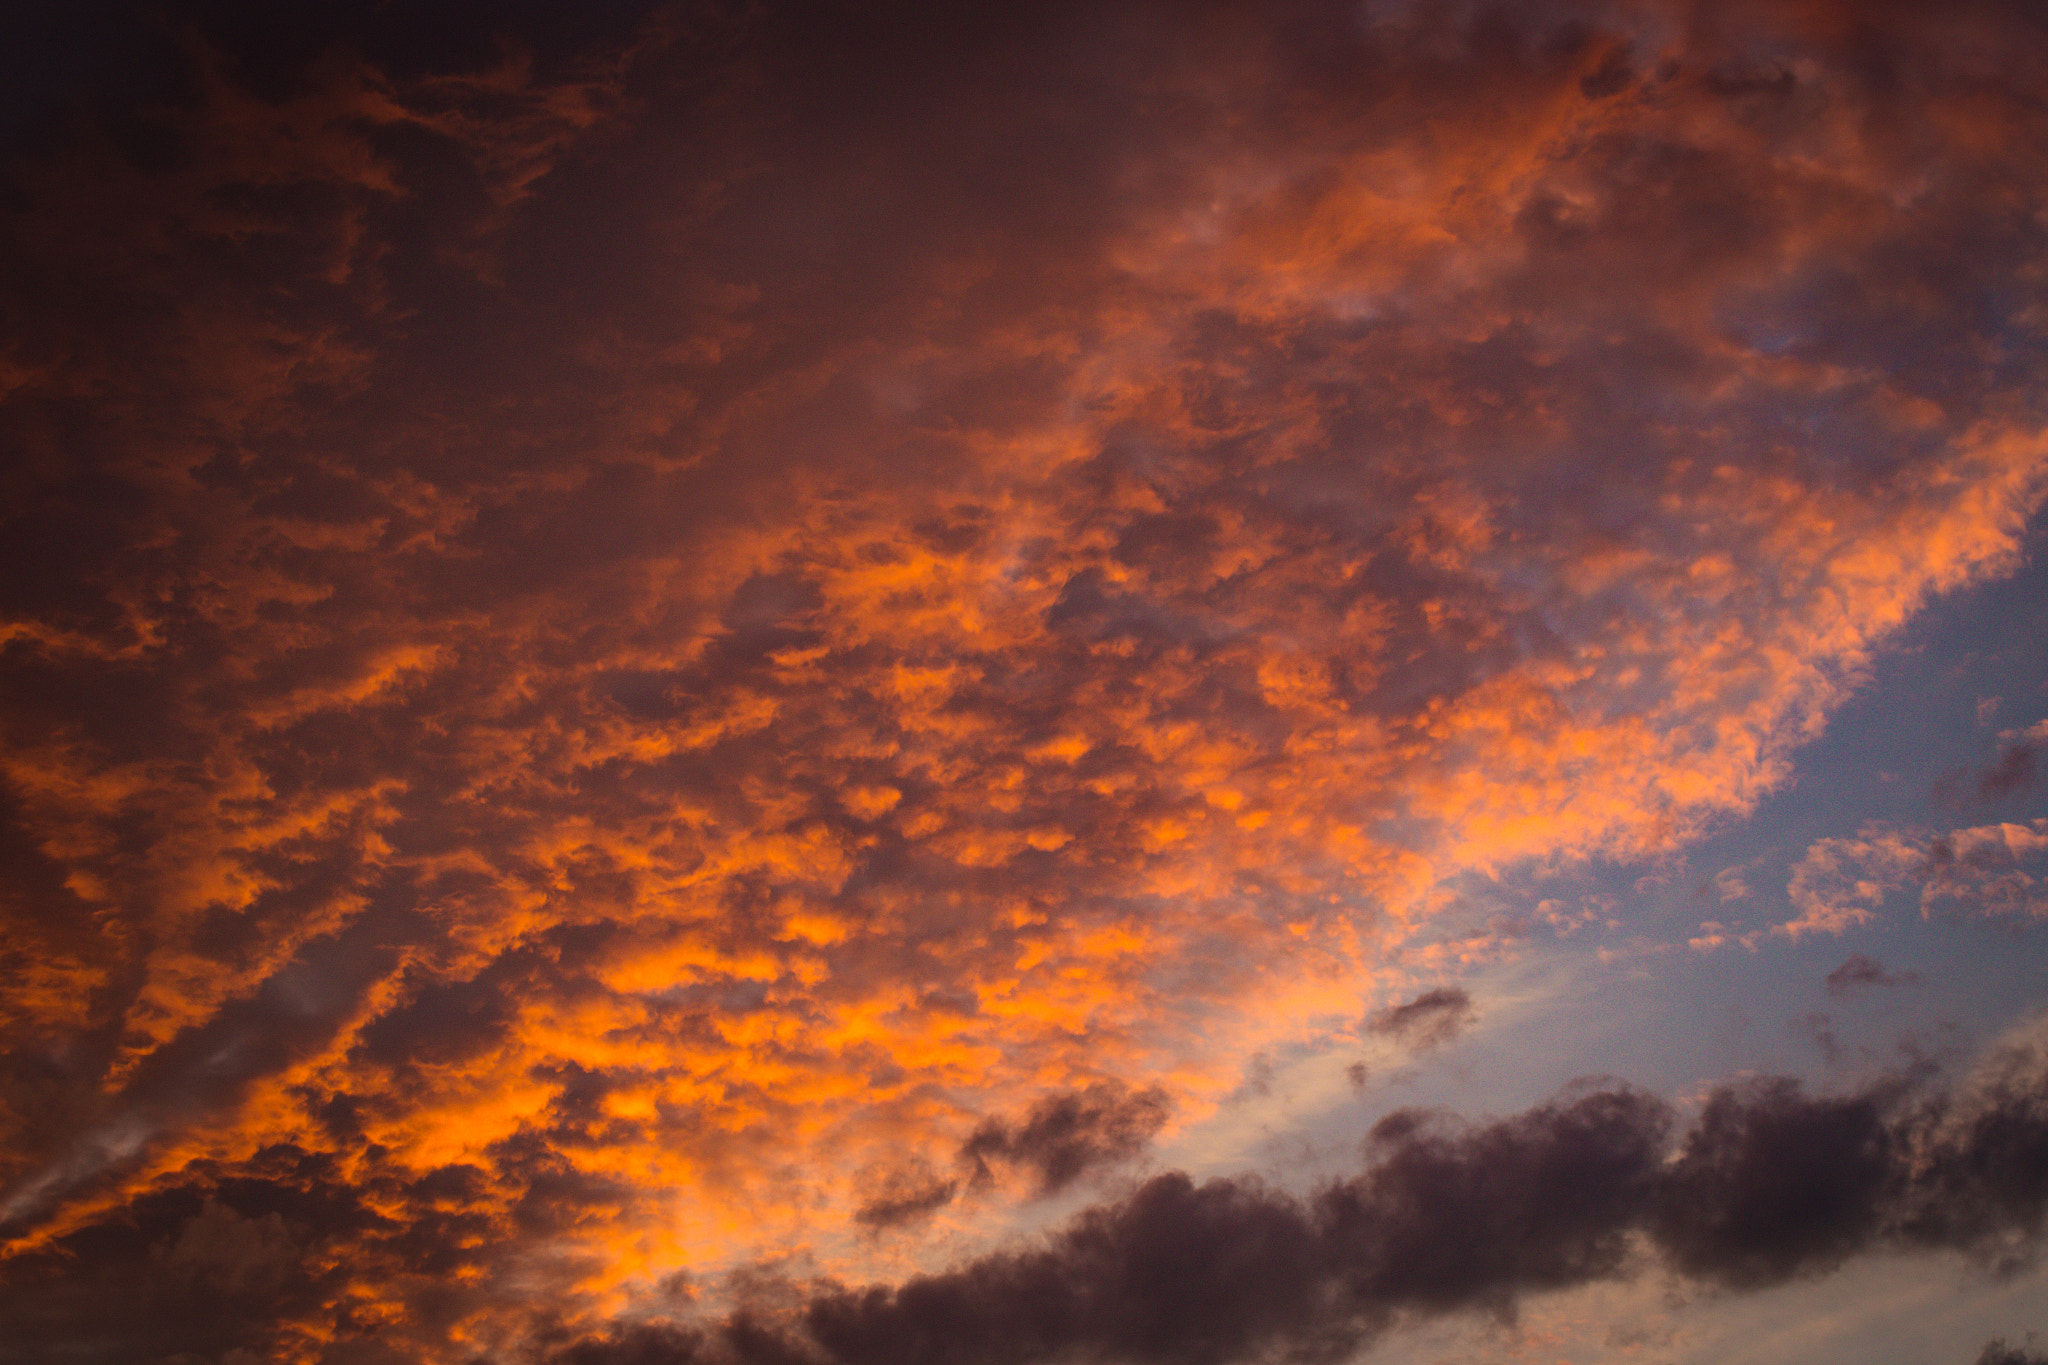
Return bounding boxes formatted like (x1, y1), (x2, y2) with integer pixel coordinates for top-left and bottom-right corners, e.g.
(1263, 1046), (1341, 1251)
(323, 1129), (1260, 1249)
(1365, 987), (1475, 1050)
(1824, 953), (1920, 999)
(959, 1081), (1172, 1198)
(1979, 1340), (2048, 1365)
(542, 1045), (2048, 1365)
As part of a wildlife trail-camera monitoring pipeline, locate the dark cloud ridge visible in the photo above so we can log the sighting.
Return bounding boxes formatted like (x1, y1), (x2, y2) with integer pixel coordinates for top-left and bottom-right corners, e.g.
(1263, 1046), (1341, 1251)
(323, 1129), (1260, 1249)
(562, 1055), (2048, 1365)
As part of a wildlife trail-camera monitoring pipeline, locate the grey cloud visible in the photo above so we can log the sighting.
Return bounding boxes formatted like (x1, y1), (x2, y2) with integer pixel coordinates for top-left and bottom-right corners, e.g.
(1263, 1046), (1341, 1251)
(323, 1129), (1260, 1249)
(959, 1081), (1173, 1198)
(1978, 1341), (2048, 1365)
(853, 1162), (958, 1231)
(153, 1196), (296, 1294)
(1365, 987), (1475, 1050)
(1824, 953), (1920, 999)
(1980, 742), (2040, 801)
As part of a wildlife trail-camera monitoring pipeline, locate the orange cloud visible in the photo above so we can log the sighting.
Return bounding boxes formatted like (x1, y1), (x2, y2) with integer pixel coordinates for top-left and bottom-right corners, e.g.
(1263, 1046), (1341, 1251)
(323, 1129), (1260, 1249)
(2, 1), (2046, 1359)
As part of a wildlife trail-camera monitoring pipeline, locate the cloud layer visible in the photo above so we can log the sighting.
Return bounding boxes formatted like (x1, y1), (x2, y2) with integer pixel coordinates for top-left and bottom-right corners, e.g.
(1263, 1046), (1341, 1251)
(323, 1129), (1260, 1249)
(3, 0), (2047, 1358)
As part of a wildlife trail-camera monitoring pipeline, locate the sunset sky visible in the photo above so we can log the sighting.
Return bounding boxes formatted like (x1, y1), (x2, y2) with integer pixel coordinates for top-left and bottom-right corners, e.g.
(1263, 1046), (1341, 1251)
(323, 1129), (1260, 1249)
(3, 2), (2048, 1362)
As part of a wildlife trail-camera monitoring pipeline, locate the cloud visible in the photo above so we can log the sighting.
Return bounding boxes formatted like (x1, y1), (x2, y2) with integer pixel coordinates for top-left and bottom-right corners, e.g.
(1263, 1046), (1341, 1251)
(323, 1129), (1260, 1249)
(1782, 828), (1926, 938)
(1922, 823), (2048, 923)
(1979, 741), (2041, 800)
(1938, 727), (2043, 807)
(1713, 863), (1755, 903)
(959, 1081), (1172, 1198)
(852, 1163), (958, 1231)
(1784, 820), (2048, 936)
(2, 0), (2048, 1356)
(1365, 987), (1476, 1051)
(539, 1039), (2048, 1365)
(1824, 953), (1919, 999)
(1979, 1341), (2048, 1365)
(153, 1196), (296, 1295)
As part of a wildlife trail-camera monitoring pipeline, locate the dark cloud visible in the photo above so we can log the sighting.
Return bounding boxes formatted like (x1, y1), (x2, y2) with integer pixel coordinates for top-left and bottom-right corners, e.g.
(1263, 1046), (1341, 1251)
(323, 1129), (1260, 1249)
(959, 1081), (1172, 1198)
(1978, 1341), (2048, 1365)
(1937, 739), (2041, 808)
(1652, 1077), (1898, 1287)
(853, 1163), (958, 1230)
(1365, 987), (1475, 1050)
(1796, 1011), (1843, 1066)
(1980, 741), (2041, 801)
(1825, 953), (1920, 999)
(545, 1321), (705, 1365)
(543, 1048), (2048, 1365)
(0, 1127), (658, 1363)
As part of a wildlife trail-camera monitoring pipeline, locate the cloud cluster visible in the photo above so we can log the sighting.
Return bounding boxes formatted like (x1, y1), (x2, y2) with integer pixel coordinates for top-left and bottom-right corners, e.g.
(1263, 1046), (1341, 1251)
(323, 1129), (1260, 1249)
(3, 0), (2047, 1357)
(1785, 820), (2048, 936)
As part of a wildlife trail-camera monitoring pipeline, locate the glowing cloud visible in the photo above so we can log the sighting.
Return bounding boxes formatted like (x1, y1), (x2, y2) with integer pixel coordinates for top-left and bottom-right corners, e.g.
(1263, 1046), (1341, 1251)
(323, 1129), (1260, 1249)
(2, 1), (2046, 1360)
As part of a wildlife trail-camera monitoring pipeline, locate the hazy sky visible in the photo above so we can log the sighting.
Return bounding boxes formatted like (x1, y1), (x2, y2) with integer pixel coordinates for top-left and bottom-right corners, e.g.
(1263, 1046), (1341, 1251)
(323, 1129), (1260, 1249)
(2, 3), (2047, 1363)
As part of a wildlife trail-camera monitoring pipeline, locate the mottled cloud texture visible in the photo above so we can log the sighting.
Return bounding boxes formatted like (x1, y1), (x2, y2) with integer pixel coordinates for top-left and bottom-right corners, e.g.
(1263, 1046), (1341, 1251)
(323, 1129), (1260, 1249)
(3, 0), (2048, 1359)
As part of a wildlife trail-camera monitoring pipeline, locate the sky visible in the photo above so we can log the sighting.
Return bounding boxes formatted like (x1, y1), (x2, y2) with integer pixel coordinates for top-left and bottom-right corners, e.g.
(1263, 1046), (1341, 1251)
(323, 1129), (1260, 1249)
(2, 1), (2047, 1362)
